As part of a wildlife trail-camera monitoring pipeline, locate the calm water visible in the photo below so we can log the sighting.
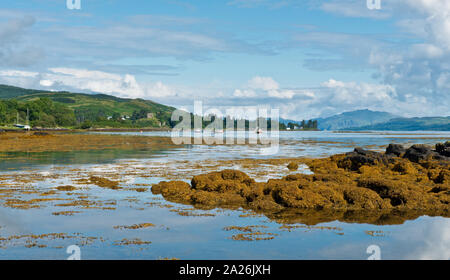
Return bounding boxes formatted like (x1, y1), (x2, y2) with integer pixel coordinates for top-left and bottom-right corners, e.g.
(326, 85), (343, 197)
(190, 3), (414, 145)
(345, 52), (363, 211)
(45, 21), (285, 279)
(0, 131), (449, 260)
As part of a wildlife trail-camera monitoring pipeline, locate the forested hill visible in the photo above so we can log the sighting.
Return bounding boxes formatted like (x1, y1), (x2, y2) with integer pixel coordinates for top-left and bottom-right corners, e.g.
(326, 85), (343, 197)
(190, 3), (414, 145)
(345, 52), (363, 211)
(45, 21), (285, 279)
(0, 84), (42, 99)
(0, 84), (176, 128)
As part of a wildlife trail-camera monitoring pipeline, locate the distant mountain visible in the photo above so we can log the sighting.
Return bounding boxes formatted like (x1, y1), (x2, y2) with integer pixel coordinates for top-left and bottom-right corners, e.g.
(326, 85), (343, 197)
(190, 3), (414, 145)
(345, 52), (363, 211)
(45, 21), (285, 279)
(350, 117), (450, 131)
(315, 109), (397, 130)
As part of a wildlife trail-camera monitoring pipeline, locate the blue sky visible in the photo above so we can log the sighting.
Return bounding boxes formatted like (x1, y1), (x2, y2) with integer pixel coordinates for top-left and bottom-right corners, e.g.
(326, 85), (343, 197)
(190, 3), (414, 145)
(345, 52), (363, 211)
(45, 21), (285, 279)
(0, 0), (449, 119)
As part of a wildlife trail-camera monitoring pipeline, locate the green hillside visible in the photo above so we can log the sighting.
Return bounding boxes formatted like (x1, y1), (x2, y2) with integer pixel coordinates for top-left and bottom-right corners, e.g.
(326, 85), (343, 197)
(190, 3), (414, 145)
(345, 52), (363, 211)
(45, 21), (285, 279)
(0, 84), (43, 99)
(0, 84), (176, 128)
(16, 91), (175, 122)
(349, 117), (450, 131)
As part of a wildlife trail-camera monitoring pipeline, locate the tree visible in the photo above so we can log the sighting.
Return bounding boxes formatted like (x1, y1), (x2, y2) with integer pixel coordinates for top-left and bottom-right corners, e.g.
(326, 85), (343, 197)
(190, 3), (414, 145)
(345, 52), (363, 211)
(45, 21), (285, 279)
(0, 101), (7, 124)
(112, 112), (121, 121)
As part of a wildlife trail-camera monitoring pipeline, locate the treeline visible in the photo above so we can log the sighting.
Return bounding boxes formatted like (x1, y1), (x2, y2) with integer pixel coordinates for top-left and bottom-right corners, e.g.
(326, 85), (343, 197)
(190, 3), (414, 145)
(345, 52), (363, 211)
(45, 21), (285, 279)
(171, 113), (281, 130)
(0, 98), (174, 129)
(75, 107), (174, 129)
(282, 120), (318, 130)
(0, 98), (76, 127)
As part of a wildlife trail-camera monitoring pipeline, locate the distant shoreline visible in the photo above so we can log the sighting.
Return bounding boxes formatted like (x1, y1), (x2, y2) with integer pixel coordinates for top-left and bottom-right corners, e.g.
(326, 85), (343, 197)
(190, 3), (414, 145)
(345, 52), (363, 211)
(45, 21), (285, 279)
(0, 127), (320, 133)
(0, 127), (171, 133)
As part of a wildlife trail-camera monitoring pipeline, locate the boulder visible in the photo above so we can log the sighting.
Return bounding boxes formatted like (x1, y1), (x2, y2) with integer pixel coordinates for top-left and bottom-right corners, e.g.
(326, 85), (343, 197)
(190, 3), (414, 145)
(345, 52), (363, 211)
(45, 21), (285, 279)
(385, 144), (405, 157)
(287, 162), (299, 171)
(403, 144), (434, 162)
(342, 147), (390, 170)
(436, 142), (450, 157)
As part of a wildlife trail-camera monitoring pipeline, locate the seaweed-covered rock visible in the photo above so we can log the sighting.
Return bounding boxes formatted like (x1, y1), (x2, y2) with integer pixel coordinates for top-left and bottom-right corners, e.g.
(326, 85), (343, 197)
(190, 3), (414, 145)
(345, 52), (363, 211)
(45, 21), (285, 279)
(391, 161), (418, 175)
(151, 144), (450, 225)
(342, 187), (391, 210)
(287, 162), (299, 171)
(339, 147), (390, 170)
(386, 144), (405, 157)
(152, 181), (191, 196)
(89, 176), (121, 189)
(191, 169), (255, 193)
(434, 169), (450, 184)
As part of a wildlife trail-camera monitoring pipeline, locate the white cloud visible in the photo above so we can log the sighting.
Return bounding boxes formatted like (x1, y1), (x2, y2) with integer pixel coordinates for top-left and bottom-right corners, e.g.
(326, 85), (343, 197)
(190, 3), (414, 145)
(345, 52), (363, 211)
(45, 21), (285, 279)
(42, 68), (144, 98)
(410, 44), (444, 59)
(0, 67), (176, 100)
(0, 70), (38, 77)
(415, 219), (450, 260)
(248, 76), (279, 91)
(267, 89), (295, 99)
(233, 76), (298, 99)
(317, 78), (446, 117)
(233, 89), (257, 97)
(147, 81), (176, 98)
(322, 79), (397, 104)
(313, 0), (450, 117)
(39, 79), (54, 87)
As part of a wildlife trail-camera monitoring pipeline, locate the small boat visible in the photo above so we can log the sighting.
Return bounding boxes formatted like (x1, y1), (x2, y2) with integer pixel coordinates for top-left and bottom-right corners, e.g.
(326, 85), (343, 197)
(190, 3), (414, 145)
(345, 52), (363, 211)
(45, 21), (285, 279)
(14, 124), (31, 130)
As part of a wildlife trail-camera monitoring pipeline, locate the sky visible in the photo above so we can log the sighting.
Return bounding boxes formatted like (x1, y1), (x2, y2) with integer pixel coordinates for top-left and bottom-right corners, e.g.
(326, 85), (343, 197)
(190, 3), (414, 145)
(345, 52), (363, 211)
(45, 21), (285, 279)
(0, 0), (449, 119)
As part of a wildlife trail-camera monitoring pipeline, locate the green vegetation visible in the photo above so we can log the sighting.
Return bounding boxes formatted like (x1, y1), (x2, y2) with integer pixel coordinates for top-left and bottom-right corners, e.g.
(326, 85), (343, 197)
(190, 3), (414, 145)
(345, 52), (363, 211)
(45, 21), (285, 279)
(0, 98), (76, 127)
(279, 118), (319, 130)
(199, 115), (280, 130)
(17, 92), (176, 128)
(0, 84), (42, 99)
(282, 120), (318, 130)
(0, 84), (176, 129)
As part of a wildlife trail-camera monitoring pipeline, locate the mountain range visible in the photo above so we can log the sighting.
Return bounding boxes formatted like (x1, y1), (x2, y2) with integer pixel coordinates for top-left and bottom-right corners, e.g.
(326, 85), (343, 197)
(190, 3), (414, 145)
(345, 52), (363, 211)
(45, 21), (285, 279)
(314, 109), (398, 130)
(282, 109), (449, 131)
(349, 116), (450, 131)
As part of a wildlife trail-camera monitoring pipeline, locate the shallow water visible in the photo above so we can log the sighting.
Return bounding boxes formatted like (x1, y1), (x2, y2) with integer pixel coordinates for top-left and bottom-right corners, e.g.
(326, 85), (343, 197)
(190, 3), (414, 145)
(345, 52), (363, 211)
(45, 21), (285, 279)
(0, 131), (449, 259)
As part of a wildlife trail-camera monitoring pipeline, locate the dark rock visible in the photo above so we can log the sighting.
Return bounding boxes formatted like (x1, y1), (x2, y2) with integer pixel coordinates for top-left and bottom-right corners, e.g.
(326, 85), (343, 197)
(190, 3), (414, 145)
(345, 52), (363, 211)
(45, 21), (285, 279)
(436, 142), (450, 157)
(343, 147), (390, 170)
(403, 145), (433, 162)
(385, 144), (406, 157)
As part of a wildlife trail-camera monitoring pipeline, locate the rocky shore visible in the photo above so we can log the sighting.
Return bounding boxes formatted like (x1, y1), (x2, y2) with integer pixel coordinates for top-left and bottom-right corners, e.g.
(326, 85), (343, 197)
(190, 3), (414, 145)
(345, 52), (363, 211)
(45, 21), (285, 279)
(152, 142), (450, 225)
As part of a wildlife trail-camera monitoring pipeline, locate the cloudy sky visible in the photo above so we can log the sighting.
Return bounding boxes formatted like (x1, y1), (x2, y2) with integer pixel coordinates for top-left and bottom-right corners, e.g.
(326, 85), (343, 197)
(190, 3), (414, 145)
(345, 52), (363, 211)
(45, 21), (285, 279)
(0, 0), (449, 119)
